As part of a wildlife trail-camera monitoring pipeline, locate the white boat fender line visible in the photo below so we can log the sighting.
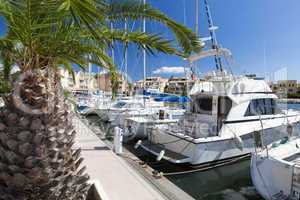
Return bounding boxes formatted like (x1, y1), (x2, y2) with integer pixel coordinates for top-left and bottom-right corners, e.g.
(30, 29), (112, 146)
(157, 154), (250, 176)
(157, 150), (165, 162)
(287, 124), (293, 138)
(223, 124), (244, 151)
(134, 140), (142, 149)
(233, 133), (244, 151)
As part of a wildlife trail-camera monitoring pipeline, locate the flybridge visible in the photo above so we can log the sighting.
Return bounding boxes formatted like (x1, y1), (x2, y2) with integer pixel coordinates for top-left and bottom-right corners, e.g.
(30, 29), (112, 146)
(189, 71), (275, 100)
(186, 48), (232, 63)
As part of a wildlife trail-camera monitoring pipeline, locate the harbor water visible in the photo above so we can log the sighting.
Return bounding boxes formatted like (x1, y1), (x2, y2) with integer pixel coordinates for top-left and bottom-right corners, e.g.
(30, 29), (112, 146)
(86, 103), (300, 200)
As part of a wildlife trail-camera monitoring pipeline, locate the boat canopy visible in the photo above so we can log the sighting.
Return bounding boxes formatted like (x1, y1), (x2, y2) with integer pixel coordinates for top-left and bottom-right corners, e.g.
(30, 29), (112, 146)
(154, 96), (190, 103)
(187, 48), (232, 63)
(189, 76), (277, 104)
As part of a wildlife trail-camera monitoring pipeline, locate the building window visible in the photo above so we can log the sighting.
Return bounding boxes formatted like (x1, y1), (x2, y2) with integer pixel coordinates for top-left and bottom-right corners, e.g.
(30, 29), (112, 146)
(245, 98), (279, 116)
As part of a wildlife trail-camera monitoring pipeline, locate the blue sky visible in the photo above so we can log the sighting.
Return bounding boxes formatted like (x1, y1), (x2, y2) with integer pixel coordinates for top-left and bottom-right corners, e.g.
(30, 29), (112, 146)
(1, 0), (299, 82)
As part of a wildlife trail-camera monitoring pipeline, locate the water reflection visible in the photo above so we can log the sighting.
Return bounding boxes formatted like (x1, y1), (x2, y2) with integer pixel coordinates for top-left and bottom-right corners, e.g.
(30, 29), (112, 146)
(167, 160), (261, 200)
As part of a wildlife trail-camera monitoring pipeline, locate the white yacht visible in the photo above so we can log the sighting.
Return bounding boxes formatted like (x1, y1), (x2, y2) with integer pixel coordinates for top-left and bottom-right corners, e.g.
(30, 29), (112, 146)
(123, 108), (186, 140)
(138, 0), (300, 166)
(251, 133), (300, 200)
(83, 95), (164, 122)
(139, 72), (300, 165)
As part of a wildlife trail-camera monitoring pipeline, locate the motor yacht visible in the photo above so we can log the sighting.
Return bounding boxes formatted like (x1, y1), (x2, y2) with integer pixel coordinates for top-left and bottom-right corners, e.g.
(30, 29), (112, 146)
(83, 95), (164, 122)
(123, 108), (186, 140)
(139, 72), (300, 165)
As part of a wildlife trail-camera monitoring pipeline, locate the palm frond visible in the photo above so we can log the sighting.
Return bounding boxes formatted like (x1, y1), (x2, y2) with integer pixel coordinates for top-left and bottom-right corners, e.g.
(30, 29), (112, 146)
(104, 0), (202, 56)
(0, 39), (14, 80)
(0, 0), (201, 99)
(104, 29), (180, 56)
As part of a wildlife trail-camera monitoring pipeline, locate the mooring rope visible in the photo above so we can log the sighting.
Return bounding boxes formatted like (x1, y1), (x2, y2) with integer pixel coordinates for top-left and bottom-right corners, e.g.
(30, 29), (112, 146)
(160, 154), (250, 176)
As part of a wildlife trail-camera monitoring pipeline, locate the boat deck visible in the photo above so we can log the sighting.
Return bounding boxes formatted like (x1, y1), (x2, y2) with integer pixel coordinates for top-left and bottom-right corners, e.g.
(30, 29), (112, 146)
(284, 153), (300, 163)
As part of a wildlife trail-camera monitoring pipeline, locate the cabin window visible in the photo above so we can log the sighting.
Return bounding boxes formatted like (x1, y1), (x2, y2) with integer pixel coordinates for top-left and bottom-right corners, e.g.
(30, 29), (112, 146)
(191, 97), (213, 115)
(113, 101), (127, 108)
(245, 98), (278, 116)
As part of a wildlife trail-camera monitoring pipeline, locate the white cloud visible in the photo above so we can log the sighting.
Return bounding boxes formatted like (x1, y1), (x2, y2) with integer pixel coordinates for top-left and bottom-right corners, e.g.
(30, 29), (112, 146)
(153, 66), (187, 74)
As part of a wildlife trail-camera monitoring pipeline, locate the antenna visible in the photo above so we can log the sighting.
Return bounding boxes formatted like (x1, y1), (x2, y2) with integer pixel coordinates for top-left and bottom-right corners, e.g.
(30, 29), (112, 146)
(110, 22), (115, 64)
(204, 0), (223, 72)
(125, 18), (128, 94)
(143, 0), (146, 107)
(183, 0), (187, 25)
(195, 0), (199, 35)
(143, 0), (146, 83)
(189, 0), (200, 82)
(125, 18), (128, 77)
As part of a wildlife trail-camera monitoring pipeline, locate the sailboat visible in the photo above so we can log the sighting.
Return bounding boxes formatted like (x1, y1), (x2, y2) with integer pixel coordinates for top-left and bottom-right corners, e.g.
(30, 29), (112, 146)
(82, 1), (167, 123)
(137, 0), (300, 166)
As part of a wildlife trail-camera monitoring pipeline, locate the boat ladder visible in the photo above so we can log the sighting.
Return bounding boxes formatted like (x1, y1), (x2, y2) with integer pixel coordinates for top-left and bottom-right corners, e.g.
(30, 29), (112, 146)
(291, 164), (300, 200)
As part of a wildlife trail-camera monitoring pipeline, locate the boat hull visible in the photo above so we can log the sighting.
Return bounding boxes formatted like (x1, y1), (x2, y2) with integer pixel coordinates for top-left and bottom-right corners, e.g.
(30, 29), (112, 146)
(250, 154), (293, 200)
(143, 124), (296, 165)
(250, 137), (300, 200)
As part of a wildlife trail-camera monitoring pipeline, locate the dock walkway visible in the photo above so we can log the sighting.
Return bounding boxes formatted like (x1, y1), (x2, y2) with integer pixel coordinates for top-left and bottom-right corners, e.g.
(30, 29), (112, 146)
(73, 116), (167, 200)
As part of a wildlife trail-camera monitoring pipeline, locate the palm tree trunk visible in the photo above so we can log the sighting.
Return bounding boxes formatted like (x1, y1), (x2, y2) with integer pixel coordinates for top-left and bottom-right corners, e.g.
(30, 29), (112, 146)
(0, 69), (90, 200)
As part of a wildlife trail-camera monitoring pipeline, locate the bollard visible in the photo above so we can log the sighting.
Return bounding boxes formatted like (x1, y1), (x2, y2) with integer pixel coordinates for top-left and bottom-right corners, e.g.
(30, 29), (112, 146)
(114, 127), (123, 155)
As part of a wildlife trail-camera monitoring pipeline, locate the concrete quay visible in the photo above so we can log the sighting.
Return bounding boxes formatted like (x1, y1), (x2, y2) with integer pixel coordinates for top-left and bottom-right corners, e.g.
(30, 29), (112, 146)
(73, 116), (194, 200)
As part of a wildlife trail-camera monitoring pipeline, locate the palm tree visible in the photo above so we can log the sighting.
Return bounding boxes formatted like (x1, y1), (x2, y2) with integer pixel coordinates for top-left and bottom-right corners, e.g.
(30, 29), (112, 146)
(0, 0), (201, 199)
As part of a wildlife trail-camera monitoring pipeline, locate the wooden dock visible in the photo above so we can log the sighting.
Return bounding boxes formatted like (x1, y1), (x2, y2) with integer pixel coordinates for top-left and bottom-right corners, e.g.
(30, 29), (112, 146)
(73, 116), (195, 200)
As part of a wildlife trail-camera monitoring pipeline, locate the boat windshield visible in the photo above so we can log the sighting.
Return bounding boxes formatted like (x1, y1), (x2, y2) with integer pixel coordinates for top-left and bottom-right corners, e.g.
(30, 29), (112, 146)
(245, 98), (281, 116)
(125, 103), (143, 109)
(112, 101), (127, 108)
(190, 96), (213, 115)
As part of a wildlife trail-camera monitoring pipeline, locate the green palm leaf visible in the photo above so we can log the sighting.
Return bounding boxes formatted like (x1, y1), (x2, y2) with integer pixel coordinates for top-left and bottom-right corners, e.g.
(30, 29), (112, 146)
(104, 0), (202, 56)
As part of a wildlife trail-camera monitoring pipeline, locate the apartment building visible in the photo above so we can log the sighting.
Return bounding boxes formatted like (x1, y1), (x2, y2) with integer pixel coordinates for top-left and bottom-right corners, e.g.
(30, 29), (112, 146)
(269, 80), (298, 94)
(164, 77), (194, 95)
(135, 77), (168, 93)
(96, 71), (129, 94)
(60, 69), (97, 92)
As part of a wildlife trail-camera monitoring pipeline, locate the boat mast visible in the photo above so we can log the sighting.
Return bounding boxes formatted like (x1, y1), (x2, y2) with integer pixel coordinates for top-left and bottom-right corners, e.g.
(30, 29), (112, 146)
(110, 22), (115, 97)
(110, 22), (115, 65)
(125, 18), (128, 94)
(191, 0), (200, 80)
(204, 0), (223, 72)
(143, 0), (146, 85)
(88, 55), (92, 94)
(195, 0), (199, 35)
